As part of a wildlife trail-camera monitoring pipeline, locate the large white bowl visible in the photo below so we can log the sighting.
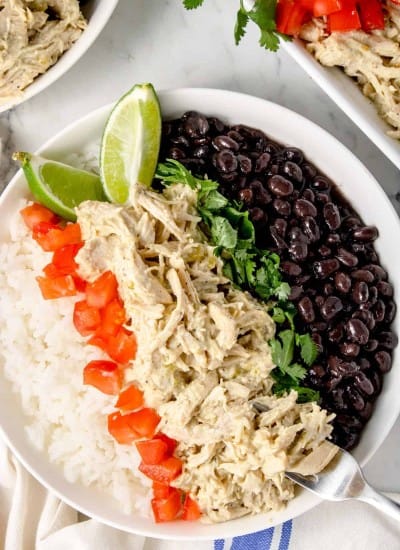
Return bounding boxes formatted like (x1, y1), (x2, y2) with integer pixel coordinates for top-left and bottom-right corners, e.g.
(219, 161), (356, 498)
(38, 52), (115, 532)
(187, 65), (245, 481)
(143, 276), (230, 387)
(1, 88), (400, 540)
(282, 39), (400, 170)
(0, 0), (119, 114)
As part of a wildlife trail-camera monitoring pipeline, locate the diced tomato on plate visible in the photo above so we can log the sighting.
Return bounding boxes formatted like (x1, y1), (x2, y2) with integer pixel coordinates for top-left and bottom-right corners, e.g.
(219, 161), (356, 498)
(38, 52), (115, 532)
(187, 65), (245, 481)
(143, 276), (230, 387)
(139, 456), (183, 484)
(136, 438), (169, 465)
(85, 271), (118, 309)
(182, 494), (201, 521)
(36, 274), (77, 299)
(151, 488), (182, 523)
(115, 384), (144, 412)
(20, 203), (59, 230)
(83, 360), (122, 395)
(73, 300), (102, 336)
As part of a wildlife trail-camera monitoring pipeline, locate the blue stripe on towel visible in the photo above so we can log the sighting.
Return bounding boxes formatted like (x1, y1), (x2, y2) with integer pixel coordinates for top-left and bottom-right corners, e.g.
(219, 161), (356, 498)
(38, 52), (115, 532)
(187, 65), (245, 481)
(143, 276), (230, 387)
(214, 540), (225, 550)
(278, 520), (293, 550)
(229, 527), (275, 550)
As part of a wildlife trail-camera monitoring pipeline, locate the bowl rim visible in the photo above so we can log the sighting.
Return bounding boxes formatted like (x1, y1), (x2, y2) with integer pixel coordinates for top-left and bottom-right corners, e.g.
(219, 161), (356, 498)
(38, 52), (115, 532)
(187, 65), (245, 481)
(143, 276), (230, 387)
(1, 86), (400, 540)
(0, 0), (119, 114)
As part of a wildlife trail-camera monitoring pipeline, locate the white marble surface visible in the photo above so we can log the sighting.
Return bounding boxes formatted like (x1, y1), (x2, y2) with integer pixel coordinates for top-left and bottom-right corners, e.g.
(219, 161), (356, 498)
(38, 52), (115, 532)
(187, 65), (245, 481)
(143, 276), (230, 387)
(0, 0), (399, 505)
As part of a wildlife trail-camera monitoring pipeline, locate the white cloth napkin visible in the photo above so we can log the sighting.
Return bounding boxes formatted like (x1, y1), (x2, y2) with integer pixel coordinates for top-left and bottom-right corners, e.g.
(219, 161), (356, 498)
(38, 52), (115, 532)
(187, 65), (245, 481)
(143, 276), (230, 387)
(1, 437), (400, 550)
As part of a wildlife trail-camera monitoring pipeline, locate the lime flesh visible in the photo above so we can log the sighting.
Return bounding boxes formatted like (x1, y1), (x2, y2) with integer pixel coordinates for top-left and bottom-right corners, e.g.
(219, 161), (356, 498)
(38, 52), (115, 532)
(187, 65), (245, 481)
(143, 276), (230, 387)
(14, 152), (106, 221)
(100, 83), (161, 204)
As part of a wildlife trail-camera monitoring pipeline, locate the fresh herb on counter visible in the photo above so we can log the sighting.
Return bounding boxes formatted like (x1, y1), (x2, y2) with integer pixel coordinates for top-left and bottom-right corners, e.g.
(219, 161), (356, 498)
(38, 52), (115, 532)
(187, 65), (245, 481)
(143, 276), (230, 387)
(155, 159), (319, 402)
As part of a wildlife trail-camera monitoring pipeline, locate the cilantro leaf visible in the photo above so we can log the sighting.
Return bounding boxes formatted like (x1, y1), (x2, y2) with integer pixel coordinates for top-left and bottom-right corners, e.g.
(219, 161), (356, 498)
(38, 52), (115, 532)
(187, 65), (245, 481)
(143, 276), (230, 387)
(235, 8), (249, 45)
(202, 190), (228, 210)
(210, 216), (237, 249)
(183, 0), (204, 9)
(271, 329), (294, 371)
(296, 333), (319, 366)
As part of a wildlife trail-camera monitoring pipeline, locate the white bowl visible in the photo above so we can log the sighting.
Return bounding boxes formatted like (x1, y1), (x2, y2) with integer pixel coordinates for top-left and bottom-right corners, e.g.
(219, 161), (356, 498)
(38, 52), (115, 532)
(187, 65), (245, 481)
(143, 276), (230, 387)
(0, 88), (399, 540)
(0, 0), (119, 114)
(282, 39), (400, 169)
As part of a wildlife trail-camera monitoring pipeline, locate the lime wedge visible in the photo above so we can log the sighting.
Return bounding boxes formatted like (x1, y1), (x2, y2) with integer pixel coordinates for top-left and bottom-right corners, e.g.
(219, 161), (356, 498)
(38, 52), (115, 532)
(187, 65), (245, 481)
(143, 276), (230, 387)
(100, 83), (161, 204)
(13, 152), (106, 222)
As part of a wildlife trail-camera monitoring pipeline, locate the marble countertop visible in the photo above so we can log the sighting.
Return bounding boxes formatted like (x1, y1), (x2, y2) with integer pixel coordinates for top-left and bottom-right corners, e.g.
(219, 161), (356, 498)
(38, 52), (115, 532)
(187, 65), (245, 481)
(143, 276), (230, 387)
(0, 0), (399, 499)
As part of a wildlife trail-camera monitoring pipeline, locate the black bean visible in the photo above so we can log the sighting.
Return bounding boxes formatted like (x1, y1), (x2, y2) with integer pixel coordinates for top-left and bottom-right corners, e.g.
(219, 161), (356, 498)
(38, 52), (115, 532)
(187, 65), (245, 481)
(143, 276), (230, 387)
(352, 281), (369, 304)
(207, 116), (226, 133)
(289, 285), (303, 301)
(283, 161), (302, 182)
(249, 207), (265, 223)
(212, 135), (240, 152)
(340, 342), (360, 358)
(310, 321), (328, 332)
(298, 296), (316, 323)
(352, 226), (379, 242)
(346, 318), (369, 345)
(347, 387), (365, 412)
(302, 216), (320, 243)
(319, 245), (332, 257)
(314, 258), (340, 278)
(274, 218), (287, 237)
(316, 192), (330, 204)
(352, 310), (375, 331)
(238, 188), (253, 205)
(321, 296), (343, 320)
(374, 350), (392, 373)
(323, 202), (341, 230)
(369, 369), (382, 395)
(283, 147), (303, 163)
(336, 247), (359, 268)
(312, 175), (331, 191)
(374, 300), (386, 323)
(289, 242), (308, 262)
(323, 283), (334, 296)
(288, 227), (308, 243)
(193, 144), (210, 159)
(273, 199), (291, 216)
(281, 260), (302, 277)
(268, 175), (294, 197)
(326, 233), (341, 245)
(365, 264), (387, 281)
(376, 280), (394, 298)
(183, 111), (209, 138)
(250, 180), (272, 204)
(293, 198), (317, 218)
(358, 401), (374, 421)
(237, 154), (252, 174)
(354, 372), (375, 396)
(302, 188), (315, 203)
(377, 331), (398, 350)
(334, 272), (351, 293)
(270, 227), (287, 250)
(385, 301), (396, 323)
(215, 150), (238, 173)
(351, 269), (374, 283)
(364, 339), (378, 352)
(253, 152), (270, 173)
(328, 324), (344, 344)
(169, 147), (186, 160)
(171, 135), (190, 148)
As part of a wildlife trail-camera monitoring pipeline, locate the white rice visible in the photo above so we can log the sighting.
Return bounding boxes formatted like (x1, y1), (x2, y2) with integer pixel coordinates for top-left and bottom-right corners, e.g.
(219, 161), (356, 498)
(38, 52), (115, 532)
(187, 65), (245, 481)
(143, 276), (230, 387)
(0, 201), (152, 516)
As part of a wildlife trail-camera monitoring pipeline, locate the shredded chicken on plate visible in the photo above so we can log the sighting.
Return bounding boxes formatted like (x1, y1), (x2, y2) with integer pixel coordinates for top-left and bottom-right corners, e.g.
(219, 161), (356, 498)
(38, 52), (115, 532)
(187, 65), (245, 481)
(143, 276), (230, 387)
(76, 183), (337, 523)
(301, 2), (400, 139)
(0, 0), (86, 103)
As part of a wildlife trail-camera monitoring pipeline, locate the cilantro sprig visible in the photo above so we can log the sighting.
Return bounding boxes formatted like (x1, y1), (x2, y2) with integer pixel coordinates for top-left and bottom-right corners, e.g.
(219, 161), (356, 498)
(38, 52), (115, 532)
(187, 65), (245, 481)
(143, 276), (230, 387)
(155, 159), (319, 402)
(182, 0), (290, 52)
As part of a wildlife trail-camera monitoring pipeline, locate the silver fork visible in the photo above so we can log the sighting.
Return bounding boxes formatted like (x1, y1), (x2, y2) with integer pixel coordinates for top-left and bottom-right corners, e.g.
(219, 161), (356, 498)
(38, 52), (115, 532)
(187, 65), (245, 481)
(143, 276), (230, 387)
(286, 447), (400, 522)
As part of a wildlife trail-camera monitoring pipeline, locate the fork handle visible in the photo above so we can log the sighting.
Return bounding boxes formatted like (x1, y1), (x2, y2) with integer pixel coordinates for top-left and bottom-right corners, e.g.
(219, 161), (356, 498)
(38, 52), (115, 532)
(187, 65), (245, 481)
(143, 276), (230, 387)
(359, 484), (400, 522)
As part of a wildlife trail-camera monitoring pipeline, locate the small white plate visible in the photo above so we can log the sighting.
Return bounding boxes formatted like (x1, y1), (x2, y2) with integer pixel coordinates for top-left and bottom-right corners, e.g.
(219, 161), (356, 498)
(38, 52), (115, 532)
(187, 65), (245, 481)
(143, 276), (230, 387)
(1, 88), (399, 539)
(0, 0), (119, 113)
(282, 39), (400, 169)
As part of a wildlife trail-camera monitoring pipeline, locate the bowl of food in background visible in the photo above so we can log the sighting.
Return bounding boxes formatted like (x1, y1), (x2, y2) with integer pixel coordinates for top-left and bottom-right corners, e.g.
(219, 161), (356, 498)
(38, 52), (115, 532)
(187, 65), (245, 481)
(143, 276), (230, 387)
(0, 0), (119, 113)
(182, 0), (400, 168)
(0, 86), (399, 539)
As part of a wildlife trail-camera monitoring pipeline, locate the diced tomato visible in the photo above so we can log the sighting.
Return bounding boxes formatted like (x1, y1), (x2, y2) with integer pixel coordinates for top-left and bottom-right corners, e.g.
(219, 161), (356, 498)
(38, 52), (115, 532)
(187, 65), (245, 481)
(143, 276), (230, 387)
(105, 328), (137, 364)
(151, 489), (182, 523)
(85, 271), (118, 309)
(276, 0), (309, 36)
(20, 203), (59, 230)
(73, 300), (101, 336)
(152, 481), (173, 499)
(43, 262), (63, 278)
(328, 0), (361, 32)
(127, 408), (160, 439)
(153, 433), (178, 455)
(310, 0), (342, 16)
(98, 299), (127, 337)
(33, 222), (82, 252)
(182, 494), (201, 521)
(107, 411), (139, 444)
(115, 384), (144, 412)
(52, 243), (83, 275)
(36, 274), (76, 299)
(136, 438), (169, 465)
(83, 360), (122, 395)
(72, 273), (87, 292)
(139, 456), (183, 484)
(357, 0), (384, 31)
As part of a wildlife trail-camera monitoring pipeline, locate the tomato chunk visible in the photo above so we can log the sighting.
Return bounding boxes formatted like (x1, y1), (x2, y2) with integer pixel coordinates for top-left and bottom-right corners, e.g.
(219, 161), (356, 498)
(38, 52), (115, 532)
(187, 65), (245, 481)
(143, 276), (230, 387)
(182, 495), (201, 521)
(36, 274), (76, 299)
(328, 0), (361, 32)
(20, 203), (59, 230)
(104, 328), (137, 364)
(357, 0), (384, 32)
(85, 271), (118, 309)
(152, 481), (173, 499)
(136, 438), (169, 465)
(52, 243), (83, 275)
(139, 456), (183, 484)
(73, 300), (102, 336)
(33, 222), (82, 252)
(127, 408), (160, 439)
(311, 0), (342, 16)
(108, 411), (139, 444)
(276, 0), (309, 35)
(98, 298), (127, 337)
(151, 489), (182, 523)
(153, 433), (178, 455)
(115, 385), (144, 412)
(83, 360), (122, 395)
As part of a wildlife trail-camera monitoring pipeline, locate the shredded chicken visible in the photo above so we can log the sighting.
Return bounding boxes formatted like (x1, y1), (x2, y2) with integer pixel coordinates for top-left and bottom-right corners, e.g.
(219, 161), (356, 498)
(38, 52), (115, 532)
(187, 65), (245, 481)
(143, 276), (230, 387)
(76, 183), (337, 523)
(0, 0), (86, 103)
(301, 2), (400, 139)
